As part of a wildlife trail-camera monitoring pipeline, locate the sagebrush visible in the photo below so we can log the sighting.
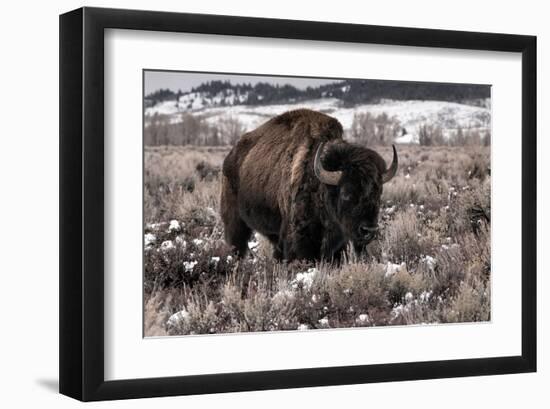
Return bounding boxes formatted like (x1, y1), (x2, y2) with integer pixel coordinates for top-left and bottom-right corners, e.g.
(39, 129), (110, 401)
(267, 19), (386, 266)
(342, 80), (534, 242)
(144, 144), (490, 336)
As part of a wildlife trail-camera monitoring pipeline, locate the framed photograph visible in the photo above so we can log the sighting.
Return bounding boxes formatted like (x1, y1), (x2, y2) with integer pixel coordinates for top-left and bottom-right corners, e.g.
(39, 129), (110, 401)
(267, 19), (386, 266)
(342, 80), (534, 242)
(59, 7), (537, 401)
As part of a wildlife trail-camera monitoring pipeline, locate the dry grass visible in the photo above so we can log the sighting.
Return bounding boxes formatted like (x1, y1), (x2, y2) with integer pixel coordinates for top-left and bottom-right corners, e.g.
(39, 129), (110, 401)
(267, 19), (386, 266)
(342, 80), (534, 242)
(143, 144), (491, 336)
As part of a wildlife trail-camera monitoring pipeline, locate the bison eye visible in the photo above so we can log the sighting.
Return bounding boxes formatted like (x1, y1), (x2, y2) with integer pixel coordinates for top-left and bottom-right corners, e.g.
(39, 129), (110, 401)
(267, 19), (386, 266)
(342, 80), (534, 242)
(340, 191), (353, 201)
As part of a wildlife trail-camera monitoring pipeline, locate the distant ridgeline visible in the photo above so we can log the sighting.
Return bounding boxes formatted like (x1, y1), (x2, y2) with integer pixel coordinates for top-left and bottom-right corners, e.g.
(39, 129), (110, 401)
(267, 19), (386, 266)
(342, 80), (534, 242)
(144, 79), (490, 109)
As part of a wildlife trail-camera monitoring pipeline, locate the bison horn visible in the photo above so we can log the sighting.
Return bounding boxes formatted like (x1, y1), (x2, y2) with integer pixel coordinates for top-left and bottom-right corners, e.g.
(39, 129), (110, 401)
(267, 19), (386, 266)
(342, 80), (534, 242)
(382, 144), (398, 184)
(314, 142), (343, 186)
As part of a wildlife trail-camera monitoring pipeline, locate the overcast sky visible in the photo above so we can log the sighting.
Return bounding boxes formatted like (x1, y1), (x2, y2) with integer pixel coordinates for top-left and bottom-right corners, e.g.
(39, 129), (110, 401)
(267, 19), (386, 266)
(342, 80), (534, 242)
(144, 70), (339, 95)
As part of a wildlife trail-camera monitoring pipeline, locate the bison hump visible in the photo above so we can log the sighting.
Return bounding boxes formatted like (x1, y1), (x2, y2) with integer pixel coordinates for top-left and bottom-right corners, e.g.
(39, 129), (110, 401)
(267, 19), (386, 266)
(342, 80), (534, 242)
(271, 109), (344, 141)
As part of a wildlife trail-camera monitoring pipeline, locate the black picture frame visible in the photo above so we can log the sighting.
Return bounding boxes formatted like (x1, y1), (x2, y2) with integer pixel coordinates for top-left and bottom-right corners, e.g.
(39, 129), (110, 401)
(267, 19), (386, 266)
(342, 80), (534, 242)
(59, 7), (537, 401)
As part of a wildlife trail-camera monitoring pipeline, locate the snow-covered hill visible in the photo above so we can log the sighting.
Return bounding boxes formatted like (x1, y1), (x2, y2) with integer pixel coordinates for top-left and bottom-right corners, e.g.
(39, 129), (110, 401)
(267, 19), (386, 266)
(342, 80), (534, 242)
(145, 96), (491, 144)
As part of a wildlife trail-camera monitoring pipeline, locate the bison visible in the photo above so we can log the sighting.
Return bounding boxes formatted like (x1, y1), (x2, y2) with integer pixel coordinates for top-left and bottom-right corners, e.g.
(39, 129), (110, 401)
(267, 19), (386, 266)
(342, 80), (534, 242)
(220, 109), (397, 262)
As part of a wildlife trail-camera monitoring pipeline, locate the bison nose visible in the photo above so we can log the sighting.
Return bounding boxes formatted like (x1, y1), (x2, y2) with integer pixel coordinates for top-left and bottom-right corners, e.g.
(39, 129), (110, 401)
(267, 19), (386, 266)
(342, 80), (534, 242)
(359, 224), (378, 241)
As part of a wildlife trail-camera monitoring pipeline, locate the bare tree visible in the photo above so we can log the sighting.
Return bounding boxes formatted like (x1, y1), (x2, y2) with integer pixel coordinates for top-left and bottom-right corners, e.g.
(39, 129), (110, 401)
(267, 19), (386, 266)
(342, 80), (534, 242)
(350, 112), (401, 146)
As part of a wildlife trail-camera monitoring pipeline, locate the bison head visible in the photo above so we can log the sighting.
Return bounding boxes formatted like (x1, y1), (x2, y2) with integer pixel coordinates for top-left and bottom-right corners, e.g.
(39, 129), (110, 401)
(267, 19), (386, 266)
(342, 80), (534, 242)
(314, 142), (398, 251)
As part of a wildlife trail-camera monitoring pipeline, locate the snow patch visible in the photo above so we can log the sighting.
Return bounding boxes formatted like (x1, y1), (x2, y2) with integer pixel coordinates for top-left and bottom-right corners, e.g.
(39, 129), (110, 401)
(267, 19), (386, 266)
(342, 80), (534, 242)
(391, 304), (409, 321)
(167, 310), (190, 329)
(385, 261), (406, 277)
(359, 314), (369, 322)
(420, 291), (432, 303)
(273, 290), (295, 302)
(168, 219), (181, 232)
(144, 233), (156, 249)
(146, 98), (490, 144)
(183, 260), (198, 272)
(357, 314), (370, 324)
(291, 268), (318, 291)
(422, 255), (437, 271)
(160, 240), (175, 251)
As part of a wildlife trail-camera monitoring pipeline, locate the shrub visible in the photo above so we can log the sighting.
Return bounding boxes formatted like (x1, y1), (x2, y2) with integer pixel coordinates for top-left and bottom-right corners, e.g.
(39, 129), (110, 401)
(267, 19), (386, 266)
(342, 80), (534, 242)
(144, 113), (247, 146)
(143, 145), (491, 336)
(418, 124), (445, 146)
(350, 112), (401, 145)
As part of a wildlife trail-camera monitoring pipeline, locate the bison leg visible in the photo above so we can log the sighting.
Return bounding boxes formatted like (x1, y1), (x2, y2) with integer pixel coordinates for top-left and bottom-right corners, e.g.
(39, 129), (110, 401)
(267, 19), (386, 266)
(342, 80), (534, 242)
(266, 233), (283, 261)
(279, 223), (322, 262)
(227, 218), (252, 258)
(221, 177), (252, 257)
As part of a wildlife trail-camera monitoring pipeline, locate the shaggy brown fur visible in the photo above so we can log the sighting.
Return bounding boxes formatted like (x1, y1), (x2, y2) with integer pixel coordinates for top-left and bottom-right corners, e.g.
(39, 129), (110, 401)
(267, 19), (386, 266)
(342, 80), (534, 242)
(221, 109), (394, 262)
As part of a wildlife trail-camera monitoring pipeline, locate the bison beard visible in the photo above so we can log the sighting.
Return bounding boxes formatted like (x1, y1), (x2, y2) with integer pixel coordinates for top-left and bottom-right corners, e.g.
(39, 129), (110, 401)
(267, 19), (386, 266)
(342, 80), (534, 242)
(220, 109), (397, 262)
